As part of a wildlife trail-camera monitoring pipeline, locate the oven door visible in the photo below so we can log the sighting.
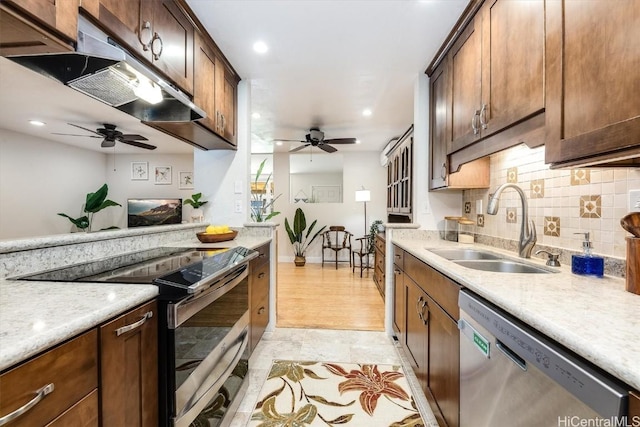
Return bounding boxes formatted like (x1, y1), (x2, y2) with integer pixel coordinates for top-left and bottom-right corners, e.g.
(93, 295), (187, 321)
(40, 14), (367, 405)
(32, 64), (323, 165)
(159, 265), (250, 427)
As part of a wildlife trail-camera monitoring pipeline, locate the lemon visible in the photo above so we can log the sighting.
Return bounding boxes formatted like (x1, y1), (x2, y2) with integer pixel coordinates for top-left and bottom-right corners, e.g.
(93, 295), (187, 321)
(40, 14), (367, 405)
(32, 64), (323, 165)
(205, 225), (216, 234)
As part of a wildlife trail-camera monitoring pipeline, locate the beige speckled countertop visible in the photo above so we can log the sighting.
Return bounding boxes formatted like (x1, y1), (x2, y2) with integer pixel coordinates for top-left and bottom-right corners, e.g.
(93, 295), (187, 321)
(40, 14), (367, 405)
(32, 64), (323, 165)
(0, 235), (271, 372)
(392, 236), (640, 391)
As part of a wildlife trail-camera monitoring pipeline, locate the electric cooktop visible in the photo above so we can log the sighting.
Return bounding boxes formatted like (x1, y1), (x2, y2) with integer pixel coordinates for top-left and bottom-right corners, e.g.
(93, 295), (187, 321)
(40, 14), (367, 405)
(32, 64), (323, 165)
(15, 246), (250, 286)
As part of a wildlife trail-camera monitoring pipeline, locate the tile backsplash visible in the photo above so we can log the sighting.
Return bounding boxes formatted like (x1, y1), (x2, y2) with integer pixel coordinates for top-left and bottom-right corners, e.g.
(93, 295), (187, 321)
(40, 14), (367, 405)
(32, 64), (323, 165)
(463, 144), (640, 260)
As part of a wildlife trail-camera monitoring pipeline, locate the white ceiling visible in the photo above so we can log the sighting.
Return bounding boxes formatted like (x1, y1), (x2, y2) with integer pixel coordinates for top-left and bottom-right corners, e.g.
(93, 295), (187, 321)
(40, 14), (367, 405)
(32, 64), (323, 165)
(188, 0), (467, 154)
(0, 0), (467, 156)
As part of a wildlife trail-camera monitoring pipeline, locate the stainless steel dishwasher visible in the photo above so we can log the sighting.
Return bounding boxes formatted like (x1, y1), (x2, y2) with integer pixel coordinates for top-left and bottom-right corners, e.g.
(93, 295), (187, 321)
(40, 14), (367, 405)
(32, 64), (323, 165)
(458, 290), (628, 426)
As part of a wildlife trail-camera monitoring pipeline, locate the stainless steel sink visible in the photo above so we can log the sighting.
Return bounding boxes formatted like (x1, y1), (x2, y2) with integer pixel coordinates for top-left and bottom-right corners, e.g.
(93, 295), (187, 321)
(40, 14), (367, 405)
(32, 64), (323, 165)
(453, 259), (555, 274)
(426, 248), (503, 260)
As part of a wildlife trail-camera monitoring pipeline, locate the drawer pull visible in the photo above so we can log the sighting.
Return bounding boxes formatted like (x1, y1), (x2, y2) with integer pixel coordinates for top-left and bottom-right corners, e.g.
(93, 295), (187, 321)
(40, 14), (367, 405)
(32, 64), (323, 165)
(116, 311), (153, 336)
(258, 272), (265, 279)
(0, 383), (54, 426)
(258, 307), (265, 315)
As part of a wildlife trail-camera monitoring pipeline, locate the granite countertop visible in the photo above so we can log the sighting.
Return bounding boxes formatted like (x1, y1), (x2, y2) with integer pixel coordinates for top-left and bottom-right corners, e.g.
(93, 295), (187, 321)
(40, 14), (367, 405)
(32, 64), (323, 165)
(0, 280), (157, 371)
(392, 237), (640, 391)
(0, 235), (271, 372)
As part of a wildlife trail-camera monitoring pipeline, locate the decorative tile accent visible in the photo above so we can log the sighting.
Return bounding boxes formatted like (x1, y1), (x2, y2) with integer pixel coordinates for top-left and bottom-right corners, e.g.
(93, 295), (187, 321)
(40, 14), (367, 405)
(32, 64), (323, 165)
(476, 214), (485, 227)
(530, 179), (545, 198)
(544, 216), (561, 237)
(571, 169), (591, 185)
(580, 195), (602, 218)
(506, 208), (518, 223)
(464, 202), (471, 214)
(507, 167), (518, 183)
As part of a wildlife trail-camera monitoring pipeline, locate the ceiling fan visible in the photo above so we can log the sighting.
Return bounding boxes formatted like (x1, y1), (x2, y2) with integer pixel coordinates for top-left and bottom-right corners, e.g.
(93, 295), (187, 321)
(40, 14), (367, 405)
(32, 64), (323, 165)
(278, 128), (356, 153)
(52, 123), (157, 150)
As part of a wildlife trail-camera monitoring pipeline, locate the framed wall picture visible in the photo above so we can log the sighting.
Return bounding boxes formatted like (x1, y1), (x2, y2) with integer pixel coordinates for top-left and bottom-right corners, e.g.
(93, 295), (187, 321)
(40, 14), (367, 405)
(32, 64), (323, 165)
(131, 162), (149, 180)
(154, 166), (172, 185)
(179, 171), (194, 189)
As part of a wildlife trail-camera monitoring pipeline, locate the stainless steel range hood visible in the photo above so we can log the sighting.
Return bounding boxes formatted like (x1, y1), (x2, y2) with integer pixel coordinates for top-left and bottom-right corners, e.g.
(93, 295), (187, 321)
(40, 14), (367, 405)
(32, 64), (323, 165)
(7, 15), (205, 124)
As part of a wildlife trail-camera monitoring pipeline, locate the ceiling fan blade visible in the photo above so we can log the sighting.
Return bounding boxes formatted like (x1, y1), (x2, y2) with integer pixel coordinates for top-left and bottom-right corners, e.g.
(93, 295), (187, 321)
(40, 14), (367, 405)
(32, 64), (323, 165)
(120, 139), (157, 150)
(120, 134), (149, 141)
(318, 143), (338, 153)
(67, 123), (103, 136)
(289, 143), (311, 153)
(324, 138), (356, 144)
(275, 139), (306, 142)
(51, 132), (102, 138)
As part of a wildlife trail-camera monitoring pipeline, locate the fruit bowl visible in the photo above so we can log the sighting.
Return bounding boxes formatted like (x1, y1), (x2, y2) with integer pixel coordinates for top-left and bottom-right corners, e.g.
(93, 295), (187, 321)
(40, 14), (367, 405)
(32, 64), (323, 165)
(196, 230), (238, 243)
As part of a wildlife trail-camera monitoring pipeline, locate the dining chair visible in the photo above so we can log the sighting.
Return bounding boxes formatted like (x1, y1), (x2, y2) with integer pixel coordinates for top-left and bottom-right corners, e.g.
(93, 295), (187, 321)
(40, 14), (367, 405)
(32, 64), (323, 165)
(321, 226), (353, 269)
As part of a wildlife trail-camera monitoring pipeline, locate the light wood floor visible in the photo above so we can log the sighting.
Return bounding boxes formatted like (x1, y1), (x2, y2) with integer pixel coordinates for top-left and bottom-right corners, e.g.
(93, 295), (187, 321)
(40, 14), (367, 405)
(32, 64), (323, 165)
(275, 262), (385, 331)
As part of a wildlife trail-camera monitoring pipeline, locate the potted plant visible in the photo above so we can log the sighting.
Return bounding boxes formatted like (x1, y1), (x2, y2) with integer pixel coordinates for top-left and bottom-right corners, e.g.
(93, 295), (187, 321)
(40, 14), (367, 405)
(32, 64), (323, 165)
(251, 158), (282, 222)
(284, 207), (326, 266)
(58, 183), (121, 232)
(367, 220), (384, 253)
(184, 192), (208, 222)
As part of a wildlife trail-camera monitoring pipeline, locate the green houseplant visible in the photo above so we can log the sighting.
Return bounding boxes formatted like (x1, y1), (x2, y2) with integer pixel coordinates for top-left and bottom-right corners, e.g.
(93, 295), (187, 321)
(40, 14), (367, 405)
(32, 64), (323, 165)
(184, 192), (208, 222)
(284, 207), (326, 266)
(58, 183), (121, 232)
(251, 158), (281, 222)
(367, 220), (384, 252)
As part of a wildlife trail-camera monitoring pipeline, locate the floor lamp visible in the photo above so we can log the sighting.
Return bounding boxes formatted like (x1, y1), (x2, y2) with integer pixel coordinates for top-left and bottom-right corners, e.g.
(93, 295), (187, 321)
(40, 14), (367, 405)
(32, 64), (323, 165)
(355, 188), (371, 236)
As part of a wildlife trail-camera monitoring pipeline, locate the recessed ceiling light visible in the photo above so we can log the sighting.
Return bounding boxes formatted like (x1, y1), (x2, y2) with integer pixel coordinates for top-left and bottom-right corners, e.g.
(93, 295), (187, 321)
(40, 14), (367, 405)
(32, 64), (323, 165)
(29, 120), (46, 126)
(356, 139), (361, 144)
(362, 109), (372, 117)
(253, 41), (268, 54)
(252, 112), (261, 119)
(275, 141), (283, 146)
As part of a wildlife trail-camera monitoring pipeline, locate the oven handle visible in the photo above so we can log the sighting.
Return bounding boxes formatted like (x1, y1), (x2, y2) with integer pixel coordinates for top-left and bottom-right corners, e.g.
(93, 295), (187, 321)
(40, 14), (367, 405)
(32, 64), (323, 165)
(173, 327), (248, 427)
(168, 264), (248, 329)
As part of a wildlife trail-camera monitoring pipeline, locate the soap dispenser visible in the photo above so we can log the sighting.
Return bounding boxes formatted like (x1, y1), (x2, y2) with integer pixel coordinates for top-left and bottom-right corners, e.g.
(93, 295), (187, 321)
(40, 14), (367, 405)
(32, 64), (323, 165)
(572, 232), (604, 277)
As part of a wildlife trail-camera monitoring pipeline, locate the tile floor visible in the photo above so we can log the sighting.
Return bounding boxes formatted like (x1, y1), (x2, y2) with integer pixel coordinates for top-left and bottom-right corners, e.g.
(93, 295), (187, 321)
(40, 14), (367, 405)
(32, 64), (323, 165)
(229, 327), (439, 426)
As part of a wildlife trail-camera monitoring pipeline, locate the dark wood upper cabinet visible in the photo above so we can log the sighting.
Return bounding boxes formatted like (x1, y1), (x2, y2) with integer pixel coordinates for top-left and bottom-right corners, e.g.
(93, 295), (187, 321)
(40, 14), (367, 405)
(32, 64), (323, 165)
(0, 0), (76, 56)
(429, 0), (544, 172)
(81, 0), (194, 95)
(480, 0), (544, 138)
(545, 0), (640, 167)
(449, 15), (483, 153)
(193, 31), (239, 146)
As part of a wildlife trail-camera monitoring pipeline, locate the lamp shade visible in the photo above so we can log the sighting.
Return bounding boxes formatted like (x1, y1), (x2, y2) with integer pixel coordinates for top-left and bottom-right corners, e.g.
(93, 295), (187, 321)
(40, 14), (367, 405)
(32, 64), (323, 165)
(355, 189), (371, 202)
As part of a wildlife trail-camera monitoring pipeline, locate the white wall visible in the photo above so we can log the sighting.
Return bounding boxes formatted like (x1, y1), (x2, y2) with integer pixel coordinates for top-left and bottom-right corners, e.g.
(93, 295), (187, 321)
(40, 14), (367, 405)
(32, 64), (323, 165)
(274, 150), (387, 262)
(0, 129), (108, 239)
(0, 128), (199, 239)
(105, 153), (195, 230)
(412, 73), (462, 231)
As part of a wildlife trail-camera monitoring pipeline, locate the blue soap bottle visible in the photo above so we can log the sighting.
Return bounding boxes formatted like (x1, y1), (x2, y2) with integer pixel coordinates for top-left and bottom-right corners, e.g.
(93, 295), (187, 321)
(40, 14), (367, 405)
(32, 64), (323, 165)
(572, 232), (604, 277)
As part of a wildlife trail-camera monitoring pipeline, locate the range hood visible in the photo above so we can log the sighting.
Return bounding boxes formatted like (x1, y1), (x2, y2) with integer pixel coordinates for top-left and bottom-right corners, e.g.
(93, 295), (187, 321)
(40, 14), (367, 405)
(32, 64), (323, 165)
(5, 15), (234, 150)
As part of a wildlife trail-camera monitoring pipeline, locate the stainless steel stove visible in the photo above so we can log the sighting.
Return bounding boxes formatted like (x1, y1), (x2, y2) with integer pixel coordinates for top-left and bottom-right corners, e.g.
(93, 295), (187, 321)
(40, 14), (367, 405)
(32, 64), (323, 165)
(17, 245), (258, 427)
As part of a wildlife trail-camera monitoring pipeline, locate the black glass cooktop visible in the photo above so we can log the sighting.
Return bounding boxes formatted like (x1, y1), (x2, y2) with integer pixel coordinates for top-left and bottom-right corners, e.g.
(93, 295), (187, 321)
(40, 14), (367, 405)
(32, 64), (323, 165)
(16, 246), (240, 285)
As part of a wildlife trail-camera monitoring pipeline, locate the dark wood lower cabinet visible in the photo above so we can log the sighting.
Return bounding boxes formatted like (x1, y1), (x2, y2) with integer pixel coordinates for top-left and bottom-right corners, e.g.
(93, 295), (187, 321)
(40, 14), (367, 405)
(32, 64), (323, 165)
(428, 295), (460, 427)
(100, 300), (158, 427)
(250, 242), (271, 353)
(395, 249), (461, 427)
(47, 390), (99, 427)
(405, 276), (429, 391)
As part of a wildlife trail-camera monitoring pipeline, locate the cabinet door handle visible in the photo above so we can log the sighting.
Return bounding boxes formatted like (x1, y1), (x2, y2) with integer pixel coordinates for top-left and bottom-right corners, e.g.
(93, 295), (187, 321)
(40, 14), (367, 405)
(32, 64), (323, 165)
(394, 269), (401, 276)
(116, 311), (153, 336)
(150, 32), (163, 60)
(258, 306), (265, 315)
(471, 110), (480, 135)
(416, 296), (428, 325)
(258, 272), (265, 279)
(0, 383), (54, 426)
(440, 162), (447, 180)
(479, 103), (488, 129)
(139, 21), (152, 51)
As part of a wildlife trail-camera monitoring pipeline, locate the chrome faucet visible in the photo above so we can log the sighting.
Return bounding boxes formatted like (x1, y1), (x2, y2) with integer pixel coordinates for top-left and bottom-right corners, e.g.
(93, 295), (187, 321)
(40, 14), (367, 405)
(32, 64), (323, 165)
(487, 183), (537, 258)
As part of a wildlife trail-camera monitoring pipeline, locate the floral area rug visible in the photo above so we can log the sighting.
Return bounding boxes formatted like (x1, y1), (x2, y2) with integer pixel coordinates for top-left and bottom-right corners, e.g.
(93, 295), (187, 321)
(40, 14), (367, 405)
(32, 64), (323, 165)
(249, 360), (425, 426)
